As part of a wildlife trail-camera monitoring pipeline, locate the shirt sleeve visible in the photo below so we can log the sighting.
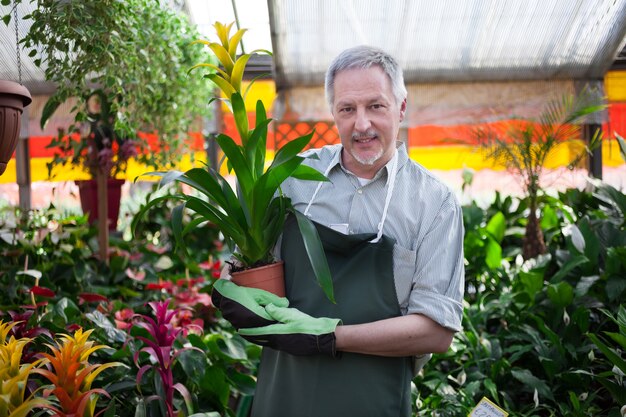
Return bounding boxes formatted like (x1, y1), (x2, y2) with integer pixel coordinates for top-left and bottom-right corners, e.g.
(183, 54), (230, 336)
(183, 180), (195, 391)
(406, 192), (465, 332)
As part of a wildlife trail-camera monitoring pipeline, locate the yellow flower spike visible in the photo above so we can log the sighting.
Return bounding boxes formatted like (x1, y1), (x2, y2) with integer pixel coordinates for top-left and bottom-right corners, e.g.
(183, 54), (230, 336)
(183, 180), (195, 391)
(228, 28), (247, 58)
(206, 74), (237, 99)
(188, 62), (230, 82)
(213, 21), (234, 49)
(207, 42), (235, 74)
(230, 54), (251, 94)
(0, 321), (18, 342)
(0, 324), (49, 416)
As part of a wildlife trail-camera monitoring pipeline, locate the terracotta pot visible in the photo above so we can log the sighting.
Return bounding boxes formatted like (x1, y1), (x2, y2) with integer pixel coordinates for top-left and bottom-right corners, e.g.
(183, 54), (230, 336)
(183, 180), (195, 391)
(231, 261), (285, 297)
(0, 80), (32, 176)
(76, 178), (125, 231)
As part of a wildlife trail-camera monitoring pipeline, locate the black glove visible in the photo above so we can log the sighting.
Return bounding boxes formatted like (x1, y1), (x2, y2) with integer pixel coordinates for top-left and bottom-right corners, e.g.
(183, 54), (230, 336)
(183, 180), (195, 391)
(211, 279), (289, 329)
(238, 304), (341, 356)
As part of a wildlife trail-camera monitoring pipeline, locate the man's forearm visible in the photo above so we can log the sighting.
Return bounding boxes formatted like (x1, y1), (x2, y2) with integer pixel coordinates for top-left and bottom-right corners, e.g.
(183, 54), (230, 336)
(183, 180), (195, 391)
(334, 313), (454, 357)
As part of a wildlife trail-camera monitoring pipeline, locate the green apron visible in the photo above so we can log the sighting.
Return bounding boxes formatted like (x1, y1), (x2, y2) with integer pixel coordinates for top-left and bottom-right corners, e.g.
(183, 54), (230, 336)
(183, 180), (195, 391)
(250, 215), (413, 417)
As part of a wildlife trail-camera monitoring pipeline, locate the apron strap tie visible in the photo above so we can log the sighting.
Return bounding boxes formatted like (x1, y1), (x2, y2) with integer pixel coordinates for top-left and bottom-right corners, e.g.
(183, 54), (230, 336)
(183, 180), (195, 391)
(370, 152), (398, 243)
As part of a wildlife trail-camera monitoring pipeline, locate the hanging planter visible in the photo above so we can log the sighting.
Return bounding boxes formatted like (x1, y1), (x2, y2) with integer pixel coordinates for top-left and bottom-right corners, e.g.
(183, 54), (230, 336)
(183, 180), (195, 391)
(0, 79), (32, 176)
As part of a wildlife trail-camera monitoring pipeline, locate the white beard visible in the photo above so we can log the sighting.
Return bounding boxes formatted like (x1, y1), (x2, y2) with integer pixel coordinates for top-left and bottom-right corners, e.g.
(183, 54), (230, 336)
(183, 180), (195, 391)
(351, 130), (384, 166)
(351, 146), (384, 166)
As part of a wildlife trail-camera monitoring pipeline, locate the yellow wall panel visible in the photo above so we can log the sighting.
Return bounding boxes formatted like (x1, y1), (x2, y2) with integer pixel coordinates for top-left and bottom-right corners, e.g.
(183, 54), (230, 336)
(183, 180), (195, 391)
(605, 71), (626, 102)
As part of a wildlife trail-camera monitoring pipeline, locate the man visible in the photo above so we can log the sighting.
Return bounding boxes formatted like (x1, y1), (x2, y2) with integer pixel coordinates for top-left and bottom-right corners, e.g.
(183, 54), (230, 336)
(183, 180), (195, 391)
(212, 45), (464, 417)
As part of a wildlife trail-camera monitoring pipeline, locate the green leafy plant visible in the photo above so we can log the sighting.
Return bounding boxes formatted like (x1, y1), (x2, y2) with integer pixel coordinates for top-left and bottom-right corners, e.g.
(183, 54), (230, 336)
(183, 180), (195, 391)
(469, 87), (605, 259)
(4, 0), (214, 177)
(133, 22), (335, 302)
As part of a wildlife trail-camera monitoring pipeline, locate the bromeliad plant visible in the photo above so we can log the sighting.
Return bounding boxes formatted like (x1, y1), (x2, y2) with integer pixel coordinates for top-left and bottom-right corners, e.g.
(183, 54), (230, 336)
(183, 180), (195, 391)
(0, 321), (49, 417)
(32, 328), (122, 417)
(133, 22), (335, 302)
(132, 300), (197, 417)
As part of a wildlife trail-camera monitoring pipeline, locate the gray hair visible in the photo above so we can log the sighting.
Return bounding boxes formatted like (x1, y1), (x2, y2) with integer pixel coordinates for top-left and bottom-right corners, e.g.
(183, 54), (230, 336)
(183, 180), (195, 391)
(325, 45), (407, 109)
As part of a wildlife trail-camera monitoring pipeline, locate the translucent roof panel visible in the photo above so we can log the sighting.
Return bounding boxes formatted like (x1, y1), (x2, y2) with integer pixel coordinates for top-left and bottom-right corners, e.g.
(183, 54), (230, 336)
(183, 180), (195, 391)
(268, 0), (626, 88)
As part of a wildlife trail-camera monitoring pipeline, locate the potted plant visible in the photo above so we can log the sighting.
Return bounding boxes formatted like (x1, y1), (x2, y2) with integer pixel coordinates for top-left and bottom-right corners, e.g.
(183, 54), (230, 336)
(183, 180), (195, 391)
(5, 0), (214, 225)
(45, 90), (139, 229)
(469, 87), (605, 259)
(133, 22), (335, 302)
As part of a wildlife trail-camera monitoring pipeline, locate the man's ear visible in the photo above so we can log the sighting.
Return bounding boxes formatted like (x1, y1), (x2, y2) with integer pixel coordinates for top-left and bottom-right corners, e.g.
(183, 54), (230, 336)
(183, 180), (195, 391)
(399, 98), (407, 122)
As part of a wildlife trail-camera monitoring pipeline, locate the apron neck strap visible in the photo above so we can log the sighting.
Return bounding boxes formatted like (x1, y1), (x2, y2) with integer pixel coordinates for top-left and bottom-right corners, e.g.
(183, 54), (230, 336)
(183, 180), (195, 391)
(370, 151), (398, 243)
(304, 149), (400, 244)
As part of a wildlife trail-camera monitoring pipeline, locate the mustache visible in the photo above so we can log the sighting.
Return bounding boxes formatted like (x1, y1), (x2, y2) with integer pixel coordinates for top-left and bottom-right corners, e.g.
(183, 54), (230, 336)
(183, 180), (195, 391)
(351, 130), (378, 140)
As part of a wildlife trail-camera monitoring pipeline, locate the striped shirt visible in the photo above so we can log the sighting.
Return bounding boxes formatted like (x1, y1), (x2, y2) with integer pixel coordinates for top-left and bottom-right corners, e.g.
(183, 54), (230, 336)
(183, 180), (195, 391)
(280, 143), (465, 332)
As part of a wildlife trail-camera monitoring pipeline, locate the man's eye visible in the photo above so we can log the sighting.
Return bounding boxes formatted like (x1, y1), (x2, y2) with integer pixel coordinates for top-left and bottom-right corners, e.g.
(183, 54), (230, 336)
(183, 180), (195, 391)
(371, 104), (383, 110)
(340, 107), (353, 113)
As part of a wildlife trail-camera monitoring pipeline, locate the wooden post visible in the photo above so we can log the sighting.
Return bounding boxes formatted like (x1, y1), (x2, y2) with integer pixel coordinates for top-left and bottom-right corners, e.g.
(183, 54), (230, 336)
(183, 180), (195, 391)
(16, 106), (30, 210)
(96, 169), (109, 265)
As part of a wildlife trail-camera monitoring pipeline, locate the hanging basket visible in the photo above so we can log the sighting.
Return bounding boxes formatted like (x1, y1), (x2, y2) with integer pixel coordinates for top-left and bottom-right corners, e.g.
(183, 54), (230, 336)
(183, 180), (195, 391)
(0, 80), (32, 176)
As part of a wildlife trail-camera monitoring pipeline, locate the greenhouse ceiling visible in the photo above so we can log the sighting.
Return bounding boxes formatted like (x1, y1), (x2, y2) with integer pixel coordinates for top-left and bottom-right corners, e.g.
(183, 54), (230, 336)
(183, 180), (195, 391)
(1, 0), (625, 94)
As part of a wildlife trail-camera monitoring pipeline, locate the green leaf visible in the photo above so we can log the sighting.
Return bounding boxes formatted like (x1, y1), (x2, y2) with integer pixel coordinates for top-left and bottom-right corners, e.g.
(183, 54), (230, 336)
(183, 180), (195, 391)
(588, 333), (626, 374)
(484, 236), (502, 269)
(205, 333), (248, 361)
(40, 96), (63, 130)
(605, 331), (626, 350)
(85, 310), (127, 343)
(518, 269), (544, 297)
(482, 378), (499, 403)
(578, 219), (600, 265)
(271, 132), (315, 169)
(171, 203), (186, 252)
(231, 92), (249, 143)
(574, 275), (600, 298)
(290, 164), (330, 182)
(485, 211), (506, 242)
(540, 204), (558, 230)
(53, 297), (80, 324)
(511, 368), (554, 401)
(216, 133), (253, 196)
(547, 281), (574, 308)
(178, 349), (207, 381)
(294, 210), (335, 303)
(226, 369), (256, 395)
(550, 254), (588, 282)
(615, 132), (626, 163)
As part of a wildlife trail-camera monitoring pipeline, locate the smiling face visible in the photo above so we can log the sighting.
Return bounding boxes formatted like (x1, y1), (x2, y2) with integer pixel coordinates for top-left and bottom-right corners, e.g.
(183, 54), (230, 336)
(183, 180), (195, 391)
(331, 66), (406, 179)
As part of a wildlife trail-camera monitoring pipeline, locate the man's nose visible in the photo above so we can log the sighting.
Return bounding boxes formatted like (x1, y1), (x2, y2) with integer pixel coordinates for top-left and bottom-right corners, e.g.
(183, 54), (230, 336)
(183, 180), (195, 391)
(354, 108), (371, 132)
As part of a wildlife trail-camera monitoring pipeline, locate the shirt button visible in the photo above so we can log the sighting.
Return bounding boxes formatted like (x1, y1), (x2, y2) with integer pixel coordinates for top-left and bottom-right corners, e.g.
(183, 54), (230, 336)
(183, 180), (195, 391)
(357, 189), (363, 194)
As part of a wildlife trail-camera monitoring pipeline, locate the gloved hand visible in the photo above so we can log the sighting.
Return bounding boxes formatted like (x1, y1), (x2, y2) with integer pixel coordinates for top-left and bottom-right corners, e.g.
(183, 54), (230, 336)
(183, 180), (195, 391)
(211, 279), (289, 329)
(238, 304), (341, 357)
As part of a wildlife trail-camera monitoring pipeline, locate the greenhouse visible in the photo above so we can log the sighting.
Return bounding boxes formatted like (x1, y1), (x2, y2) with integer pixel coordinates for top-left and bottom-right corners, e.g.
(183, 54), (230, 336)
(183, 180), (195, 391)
(0, 0), (625, 416)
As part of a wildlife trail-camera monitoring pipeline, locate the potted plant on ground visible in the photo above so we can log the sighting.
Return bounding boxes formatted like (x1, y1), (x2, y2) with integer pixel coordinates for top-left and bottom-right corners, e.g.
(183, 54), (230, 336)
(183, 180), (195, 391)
(469, 87), (605, 259)
(133, 22), (335, 302)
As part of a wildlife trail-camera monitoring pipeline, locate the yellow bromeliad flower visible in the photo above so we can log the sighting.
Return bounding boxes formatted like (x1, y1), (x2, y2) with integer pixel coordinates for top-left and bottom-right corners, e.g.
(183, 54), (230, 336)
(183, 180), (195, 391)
(32, 328), (122, 417)
(0, 321), (48, 417)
